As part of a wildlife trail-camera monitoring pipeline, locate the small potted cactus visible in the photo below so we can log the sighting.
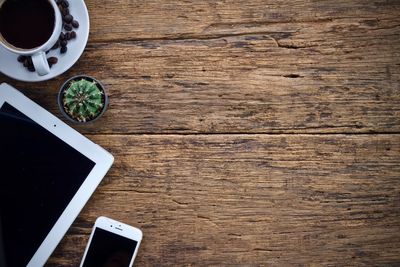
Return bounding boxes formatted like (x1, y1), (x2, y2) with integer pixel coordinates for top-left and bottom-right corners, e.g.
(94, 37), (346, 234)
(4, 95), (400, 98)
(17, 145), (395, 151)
(58, 75), (108, 123)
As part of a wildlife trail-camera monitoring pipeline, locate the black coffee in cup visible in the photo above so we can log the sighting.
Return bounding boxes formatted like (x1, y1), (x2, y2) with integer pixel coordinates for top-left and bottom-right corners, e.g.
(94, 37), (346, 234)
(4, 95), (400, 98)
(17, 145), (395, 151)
(0, 0), (55, 49)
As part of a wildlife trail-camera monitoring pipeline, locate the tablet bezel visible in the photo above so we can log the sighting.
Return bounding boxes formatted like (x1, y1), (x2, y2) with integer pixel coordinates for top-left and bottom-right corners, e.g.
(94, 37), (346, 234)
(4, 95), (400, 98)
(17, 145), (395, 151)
(0, 83), (114, 267)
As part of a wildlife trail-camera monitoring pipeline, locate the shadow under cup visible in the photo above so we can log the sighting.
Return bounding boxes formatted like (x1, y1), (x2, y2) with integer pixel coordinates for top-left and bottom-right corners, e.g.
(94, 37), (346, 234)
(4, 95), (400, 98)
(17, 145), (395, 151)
(0, 0), (56, 51)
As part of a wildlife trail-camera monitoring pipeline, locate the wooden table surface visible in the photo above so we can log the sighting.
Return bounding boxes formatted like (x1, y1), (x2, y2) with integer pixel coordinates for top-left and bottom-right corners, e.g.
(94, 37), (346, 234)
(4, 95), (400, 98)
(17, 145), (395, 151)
(1, 0), (400, 266)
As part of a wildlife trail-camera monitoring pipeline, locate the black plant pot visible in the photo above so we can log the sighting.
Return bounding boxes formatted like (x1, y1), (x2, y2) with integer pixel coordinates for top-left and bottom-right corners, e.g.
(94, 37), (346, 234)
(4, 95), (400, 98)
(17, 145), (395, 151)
(58, 75), (109, 123)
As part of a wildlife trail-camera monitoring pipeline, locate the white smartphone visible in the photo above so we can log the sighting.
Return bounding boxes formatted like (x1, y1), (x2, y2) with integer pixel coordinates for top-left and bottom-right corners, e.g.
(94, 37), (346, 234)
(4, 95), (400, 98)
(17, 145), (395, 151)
(80, 216), (143, 267)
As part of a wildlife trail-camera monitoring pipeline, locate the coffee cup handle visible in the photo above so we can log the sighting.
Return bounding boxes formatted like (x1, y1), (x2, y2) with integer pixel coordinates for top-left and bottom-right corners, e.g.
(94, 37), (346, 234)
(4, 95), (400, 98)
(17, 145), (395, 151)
(31, 52), (50, 76)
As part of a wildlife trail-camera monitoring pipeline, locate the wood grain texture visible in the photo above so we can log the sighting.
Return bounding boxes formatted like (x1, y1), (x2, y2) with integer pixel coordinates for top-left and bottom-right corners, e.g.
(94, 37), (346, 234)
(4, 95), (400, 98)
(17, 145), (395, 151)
(1, 1), (400, 134)
(85, 0), (400, 42)
(2, 14), (400, 134)
(45, 134), (400, 266)
(1, 1), (399, 266)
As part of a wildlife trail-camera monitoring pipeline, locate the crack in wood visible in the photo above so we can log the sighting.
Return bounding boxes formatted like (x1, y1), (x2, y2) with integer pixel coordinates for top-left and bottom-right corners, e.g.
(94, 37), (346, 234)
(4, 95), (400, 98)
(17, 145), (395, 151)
(283, 74), (302, 78)
(201, 18), (336, 33)
(171, 199), (190, 206)
(197, 215), (219, 227)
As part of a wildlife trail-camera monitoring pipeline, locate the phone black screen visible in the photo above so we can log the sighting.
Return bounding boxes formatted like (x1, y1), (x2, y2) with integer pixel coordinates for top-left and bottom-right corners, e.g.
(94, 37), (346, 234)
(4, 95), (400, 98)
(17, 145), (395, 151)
(0, 102), (96, 267)
(82, 228), (138, 267)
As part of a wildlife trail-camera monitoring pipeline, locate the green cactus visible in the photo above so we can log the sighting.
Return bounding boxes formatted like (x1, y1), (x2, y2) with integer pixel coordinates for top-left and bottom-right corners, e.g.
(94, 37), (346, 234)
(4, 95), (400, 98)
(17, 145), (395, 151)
(62, 79), (104, 122)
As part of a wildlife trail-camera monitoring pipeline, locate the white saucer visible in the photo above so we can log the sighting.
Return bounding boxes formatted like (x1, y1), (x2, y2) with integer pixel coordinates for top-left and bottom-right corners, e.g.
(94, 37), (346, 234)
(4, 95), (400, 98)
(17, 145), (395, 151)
(0, 0), (90, 82)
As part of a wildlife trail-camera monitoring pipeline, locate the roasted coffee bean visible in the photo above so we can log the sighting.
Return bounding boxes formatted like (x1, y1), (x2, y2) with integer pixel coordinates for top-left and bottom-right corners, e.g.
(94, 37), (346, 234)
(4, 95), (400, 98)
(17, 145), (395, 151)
(65, 32), (71, 40)
(60, 46), (67, 54)
(47, 57), (58, 66)
(23, 59), (30, 68)
(27, 65), (35, 72)
(52, 40), (60, 50)
(56, 0), (62, 4)
(24, 57), (33, 65)
(70, 31), (77, 39)
(17, 55), (26, 62)
(61, 7), (69, 16)
(59, 32), (65, 40)
(60, 40), (68, 47)
(64, 23), (72, 31)
(63, 14), (73, 23)
(61, 0), (69, 8)
(71, 20), (79, 29)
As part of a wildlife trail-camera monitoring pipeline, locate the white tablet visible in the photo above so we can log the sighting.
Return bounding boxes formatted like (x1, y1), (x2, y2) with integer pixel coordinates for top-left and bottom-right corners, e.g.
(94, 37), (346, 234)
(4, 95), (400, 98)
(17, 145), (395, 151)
(0, 83), (114, 267)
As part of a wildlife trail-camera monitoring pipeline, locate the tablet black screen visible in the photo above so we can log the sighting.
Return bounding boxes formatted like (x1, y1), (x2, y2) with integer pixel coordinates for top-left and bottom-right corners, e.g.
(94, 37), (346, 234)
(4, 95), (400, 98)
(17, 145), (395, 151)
(0, 102), (96, 267)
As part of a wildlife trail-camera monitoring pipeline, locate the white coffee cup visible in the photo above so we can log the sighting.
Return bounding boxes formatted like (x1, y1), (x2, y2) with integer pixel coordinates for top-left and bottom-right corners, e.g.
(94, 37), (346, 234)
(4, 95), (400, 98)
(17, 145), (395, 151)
(0, 0), (62, 76)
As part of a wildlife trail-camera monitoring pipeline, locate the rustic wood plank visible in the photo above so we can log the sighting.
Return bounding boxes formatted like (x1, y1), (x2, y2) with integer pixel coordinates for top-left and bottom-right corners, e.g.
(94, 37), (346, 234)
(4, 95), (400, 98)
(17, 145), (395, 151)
(1, 1), (400, 134)
(2, 15), (399, 134)
(2, 1), (399, 266)
(46, 134), (400, 266)
(85, 0), (400, 42)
